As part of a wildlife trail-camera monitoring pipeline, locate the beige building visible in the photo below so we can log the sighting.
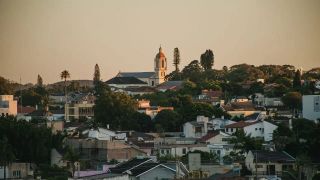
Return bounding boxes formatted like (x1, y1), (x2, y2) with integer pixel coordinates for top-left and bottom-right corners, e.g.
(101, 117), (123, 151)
(0, 95), (17, 116)
(65, 93), (95, 121)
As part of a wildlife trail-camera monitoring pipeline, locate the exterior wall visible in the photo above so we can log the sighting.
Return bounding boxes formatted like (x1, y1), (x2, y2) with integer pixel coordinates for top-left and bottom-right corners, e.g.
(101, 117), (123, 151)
(159, 146), (209, 157)
(0, 95), (17, 116)
(208, 144), (234, 164)
(0, 163), (34, 179)
(303, 95), (320, 122)
(244, 123), (264, 138)
(228, 111), (258, 117)
(135, 165), (175, 180)
(263, 121), (278, 141)
(65, 103), (94, 121)
(206, 133), (231, 145)
(51, 149), (67, 167)
(183, 123), (195, 138)
(108, 83), (148, 89)
(47, 121), (64, 134)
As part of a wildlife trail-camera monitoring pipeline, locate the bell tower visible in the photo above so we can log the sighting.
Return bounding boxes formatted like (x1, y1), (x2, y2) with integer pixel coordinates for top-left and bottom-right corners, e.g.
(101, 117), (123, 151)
(154, 46), (167, 85)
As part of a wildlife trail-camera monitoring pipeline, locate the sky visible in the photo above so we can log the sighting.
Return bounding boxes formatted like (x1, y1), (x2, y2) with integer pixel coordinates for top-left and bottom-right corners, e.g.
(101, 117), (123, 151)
(0, 0), (319, 84)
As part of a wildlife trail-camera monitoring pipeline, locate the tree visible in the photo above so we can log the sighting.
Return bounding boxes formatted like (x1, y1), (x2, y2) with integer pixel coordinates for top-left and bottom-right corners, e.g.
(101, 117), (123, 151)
(181, 60), (203, 83)
(62, 147), (79, 177)
(281, 92), (302, 117)
(93, 64), (101, 85)
(37, 74), (43, 87)
(94, 89), (137, 130)
(293, 70), (302, 90)
(154, 110), (183, 132)
(200, 49), (214, 70)
(173, 48), (181, 72)
(0, 76), (13, 95)
(0, 136), (15, 179)
(60, 70), (70, 103)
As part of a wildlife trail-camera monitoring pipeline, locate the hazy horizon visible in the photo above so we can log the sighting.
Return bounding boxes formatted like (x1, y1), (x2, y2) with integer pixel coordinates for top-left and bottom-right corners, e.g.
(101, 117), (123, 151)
(1, 0), (320, 84)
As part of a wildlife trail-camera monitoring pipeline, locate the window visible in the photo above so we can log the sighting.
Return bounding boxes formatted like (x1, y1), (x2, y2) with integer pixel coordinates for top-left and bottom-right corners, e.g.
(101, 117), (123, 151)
(226, 128), (228, 132)
(12, 170), (21, 177)
(255, 128), (258, 131)
(161, 150), (164, 154)
(182, 148), (186, 154)
(255, 165), (263, 168)
(162, 60), (165, 68)
(152, 81), (154, 86)
(259, 128), (262, 130)
(231, 128), (234, 132)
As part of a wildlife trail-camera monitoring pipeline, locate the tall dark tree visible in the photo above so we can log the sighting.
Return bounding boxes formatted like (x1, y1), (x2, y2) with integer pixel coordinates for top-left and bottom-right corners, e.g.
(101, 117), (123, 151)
(173, 47), (181, 72)
(281, 91), (302, 117)
(0, 76), (13, 95)
(60, 70), (70, 103)
(0, 136), (15, 179)
(93, 64), (101, 85)
(293, 70), (302, 90)
(200, 49), (214, 70)
(37, 74), (43, 87)
(181, 60), (203, 83)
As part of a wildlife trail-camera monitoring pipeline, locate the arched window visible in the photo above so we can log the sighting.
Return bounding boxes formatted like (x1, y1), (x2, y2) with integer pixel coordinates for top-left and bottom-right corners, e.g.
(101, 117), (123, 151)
(162, 60), (164, 68)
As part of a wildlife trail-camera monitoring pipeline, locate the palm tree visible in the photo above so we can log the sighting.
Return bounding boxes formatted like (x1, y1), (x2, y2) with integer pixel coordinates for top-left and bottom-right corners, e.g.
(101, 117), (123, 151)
(173, 48), (181, 72)
(60, 70), (70, 103)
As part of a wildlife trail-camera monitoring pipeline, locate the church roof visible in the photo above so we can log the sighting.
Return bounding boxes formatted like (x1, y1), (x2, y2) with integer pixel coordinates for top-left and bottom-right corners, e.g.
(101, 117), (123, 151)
(117, 72), (155, 79)
(106, 77), (147, 85)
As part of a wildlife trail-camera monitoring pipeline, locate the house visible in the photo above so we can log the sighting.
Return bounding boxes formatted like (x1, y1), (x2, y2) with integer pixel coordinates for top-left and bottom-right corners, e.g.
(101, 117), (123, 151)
(17, 106), (36, 120)
(106, 77), (148, 89)
(0, 95), (17, 116)
(65, 93), (95, 121)
(110, 157), (188, 180)
(198, 131), (233, 164)
(158, 144), (210, 158)
(156, 81), (184, 92)
(82, 128), (117, 141)
(224, 120), (278, 141)
(197, 90), (224, 105)
(243, 112), (267, 122)
(221, 102), (259, 118)
(107, 141), (147, 162)
(116, 46), (167, 87)
(211, 118), (236, 130)
(24, 109), (54, 121)
(231, 96), (249, 103)
(245, 150), (295, 178)
(47, 120), (64, 134)
(302, 95), (320, 122)
(0, 162), (35, 179)
(183, 116), (213, 138)
(137, 100), (174, 119)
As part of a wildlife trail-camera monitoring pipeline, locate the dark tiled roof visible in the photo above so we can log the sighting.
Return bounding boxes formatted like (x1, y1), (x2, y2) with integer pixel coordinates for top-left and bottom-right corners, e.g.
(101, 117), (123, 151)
(110, 157), (152, 174)
(156, 81), (184, 90)
(244, 113), (260, 121)
(17, 106), (36, 114)
(26, 110), (52, 117)
(106, 77), (147, 85)
(224, 121), (259, 128)
(129, 163), (159, 176)
(117, 72), (155, 79)
(124, 86), (156, 92)
(199, 131), (220, 142)
(251, 150), (295, 163)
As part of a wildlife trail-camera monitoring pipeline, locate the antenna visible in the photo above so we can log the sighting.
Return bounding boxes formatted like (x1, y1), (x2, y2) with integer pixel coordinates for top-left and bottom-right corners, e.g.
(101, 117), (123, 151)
(20, 76), (23, 114)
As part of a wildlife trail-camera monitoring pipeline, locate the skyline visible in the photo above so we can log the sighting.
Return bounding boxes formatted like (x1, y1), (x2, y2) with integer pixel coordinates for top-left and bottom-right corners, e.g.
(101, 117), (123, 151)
(0, 0), (320, 84)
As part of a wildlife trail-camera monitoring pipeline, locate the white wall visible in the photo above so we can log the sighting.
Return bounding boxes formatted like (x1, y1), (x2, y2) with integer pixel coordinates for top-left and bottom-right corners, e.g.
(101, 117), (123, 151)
(303, 95), (320, 122)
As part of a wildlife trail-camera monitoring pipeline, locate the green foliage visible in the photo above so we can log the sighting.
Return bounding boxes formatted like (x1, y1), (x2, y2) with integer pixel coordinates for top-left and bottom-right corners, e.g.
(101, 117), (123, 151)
(173, 47), (181, 72)
(181, 150), (219, 164)
(223, 151), (245, 164)
(0, 116), (64, 165)
(229, 129), (263, 154)
(293, 70), (302, 90)
(154, 110), (183, 132)
(181, 60), (203, 83)
(281, 91), (302, 110)
(37, 164), (70, 179)
(200, 49), (214, 70)
(93, 64), (101, 85)
(94, 84), (138, 130)
(16, 86), (49, 108)
(0, 76), (14, 94)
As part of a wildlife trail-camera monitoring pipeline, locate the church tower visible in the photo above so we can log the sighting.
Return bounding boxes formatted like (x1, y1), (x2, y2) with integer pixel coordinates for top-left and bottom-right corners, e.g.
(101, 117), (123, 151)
(154, 46), (167, 86)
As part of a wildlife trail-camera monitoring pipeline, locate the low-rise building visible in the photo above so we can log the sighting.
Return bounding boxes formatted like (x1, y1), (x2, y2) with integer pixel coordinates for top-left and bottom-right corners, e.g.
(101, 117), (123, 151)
(0, 162), (35, 179)
(158, 144), (210, 158)
(0, 95), (17, 116)
(183, 116), (213, 138)
(224, 120), (278, 141)
(302, 95), (320, 122)
(245, 150), (295, 178)
(137, 100), (174, 119)
(65, 93), (95, 121)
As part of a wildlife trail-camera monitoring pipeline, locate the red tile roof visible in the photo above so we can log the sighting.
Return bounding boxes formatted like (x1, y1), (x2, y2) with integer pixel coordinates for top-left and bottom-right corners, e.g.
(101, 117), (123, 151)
(224, 120), (260, 128)
(17, 106), (36, 114)
(198, 131), (220, 142)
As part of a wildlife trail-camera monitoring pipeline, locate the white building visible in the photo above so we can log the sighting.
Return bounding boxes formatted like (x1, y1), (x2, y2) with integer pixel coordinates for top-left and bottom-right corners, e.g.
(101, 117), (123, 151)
(183, 116), (213, 138)
(158, 144), (210, 158)
(224, 120), (278, 141)
(211, 118), (236, 130)
(302, 95), (320, 122)
(0, 95), (17, 116)
(116, 46), (167, 87)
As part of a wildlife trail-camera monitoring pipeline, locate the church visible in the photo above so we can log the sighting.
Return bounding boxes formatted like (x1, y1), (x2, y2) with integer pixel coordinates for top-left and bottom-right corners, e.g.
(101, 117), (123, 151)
(115, 46), (168, 87)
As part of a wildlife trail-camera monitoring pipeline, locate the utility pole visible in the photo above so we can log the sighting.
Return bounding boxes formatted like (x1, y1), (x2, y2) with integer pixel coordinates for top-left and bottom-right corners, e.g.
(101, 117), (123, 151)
(20, 77), (22, 113)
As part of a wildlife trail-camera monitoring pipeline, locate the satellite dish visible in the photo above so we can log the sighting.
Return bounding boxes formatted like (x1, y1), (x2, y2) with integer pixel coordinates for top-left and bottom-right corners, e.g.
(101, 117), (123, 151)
(315, 81), (320, 90)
